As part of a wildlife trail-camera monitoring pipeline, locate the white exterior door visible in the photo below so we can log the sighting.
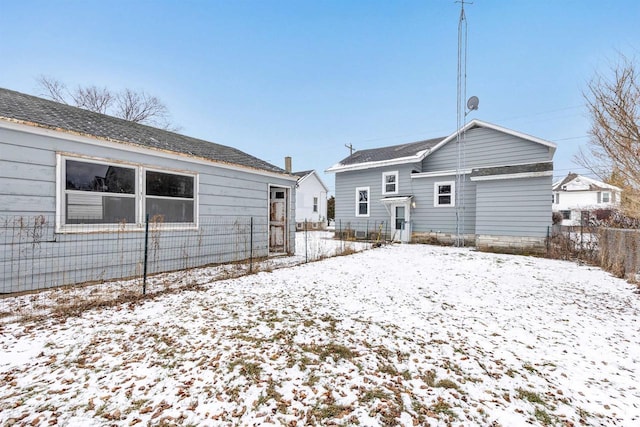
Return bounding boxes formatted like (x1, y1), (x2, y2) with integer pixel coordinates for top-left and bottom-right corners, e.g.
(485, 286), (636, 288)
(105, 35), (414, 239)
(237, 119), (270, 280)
(391, 201), (411, 243)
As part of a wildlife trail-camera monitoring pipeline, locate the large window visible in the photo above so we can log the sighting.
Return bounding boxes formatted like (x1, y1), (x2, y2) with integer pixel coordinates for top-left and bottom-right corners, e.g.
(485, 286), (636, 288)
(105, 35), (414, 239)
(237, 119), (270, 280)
(355, 187), (370, 217)
(382, 171), (398, 195)
(145, 170), (195, 223)
(64, 160), (137, 224)
(60, 156), (196, 229)
(434, 181), (455, 207)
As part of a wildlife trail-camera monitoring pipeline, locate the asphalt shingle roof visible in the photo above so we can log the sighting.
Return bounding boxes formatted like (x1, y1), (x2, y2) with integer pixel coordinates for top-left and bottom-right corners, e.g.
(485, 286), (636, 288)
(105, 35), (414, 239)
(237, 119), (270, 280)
(292, 170), (313, 178)
(336, 137), (444, 166)
(0, 88), (287, 175)
(470, 162), (553, 177)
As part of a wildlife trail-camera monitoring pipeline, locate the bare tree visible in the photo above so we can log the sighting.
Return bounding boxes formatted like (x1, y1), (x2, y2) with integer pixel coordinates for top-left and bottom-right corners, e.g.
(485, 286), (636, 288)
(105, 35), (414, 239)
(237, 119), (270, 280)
(70, 85), (113, 115)
(576, 55), (640, 217)
(36, 76), (177, 130)
(114, 89), (171, 129)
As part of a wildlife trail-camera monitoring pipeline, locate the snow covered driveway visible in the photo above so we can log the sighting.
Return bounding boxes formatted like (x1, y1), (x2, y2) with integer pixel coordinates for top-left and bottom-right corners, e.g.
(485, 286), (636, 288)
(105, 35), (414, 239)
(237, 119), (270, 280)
(1, 244), (639, 426)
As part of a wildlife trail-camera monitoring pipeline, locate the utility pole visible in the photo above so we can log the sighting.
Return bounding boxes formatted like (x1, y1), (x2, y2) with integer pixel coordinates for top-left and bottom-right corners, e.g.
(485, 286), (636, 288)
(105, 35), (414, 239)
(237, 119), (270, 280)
(345, 143), (355, 155)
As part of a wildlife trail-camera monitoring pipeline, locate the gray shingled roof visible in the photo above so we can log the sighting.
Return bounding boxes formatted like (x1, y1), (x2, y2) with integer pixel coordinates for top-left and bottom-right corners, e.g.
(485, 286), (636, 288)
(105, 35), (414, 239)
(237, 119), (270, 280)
(337, 137), (444, 166)
(552, 172), (578, 190)
(0, 88), (287, 175)
(471, 162), (553, 177)
(292, 170), (313, 178)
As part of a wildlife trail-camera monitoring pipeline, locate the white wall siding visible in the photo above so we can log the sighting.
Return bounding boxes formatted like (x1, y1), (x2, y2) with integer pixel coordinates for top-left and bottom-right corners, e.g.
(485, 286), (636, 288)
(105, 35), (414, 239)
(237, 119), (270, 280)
(295, 174), (327, 223)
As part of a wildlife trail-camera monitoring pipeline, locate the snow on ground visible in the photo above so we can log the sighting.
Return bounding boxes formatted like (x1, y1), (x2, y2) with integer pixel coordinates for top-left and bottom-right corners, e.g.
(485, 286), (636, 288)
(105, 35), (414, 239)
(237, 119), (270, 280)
(1, 241), (639, 426)
(0, 231), (367, 322)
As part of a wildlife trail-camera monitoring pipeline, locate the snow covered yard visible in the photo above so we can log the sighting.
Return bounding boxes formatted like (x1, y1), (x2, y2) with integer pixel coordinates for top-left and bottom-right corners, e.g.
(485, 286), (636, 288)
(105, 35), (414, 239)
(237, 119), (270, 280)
(1, 244), (639, 426)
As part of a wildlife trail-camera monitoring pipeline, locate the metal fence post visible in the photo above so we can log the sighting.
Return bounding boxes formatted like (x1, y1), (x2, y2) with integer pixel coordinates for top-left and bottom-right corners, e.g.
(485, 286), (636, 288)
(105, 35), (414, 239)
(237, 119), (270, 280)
(305, 219), (308, 263)
(143, 213), (149, 295)
(249, 217), (253, 273)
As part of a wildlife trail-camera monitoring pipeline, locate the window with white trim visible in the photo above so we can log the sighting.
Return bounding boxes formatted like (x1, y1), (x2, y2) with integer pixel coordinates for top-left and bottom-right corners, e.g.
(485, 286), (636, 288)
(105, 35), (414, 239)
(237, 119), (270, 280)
(600, 191), (611, 203)
(64, 159), (137, 224)
(60, 155), (196, 229)
(313, 197), (318, 213)
(355, 187), (370, 217)
(382, 171), (399, 195)
(434, 181), (455, 207)
(145, 169), (195, 223)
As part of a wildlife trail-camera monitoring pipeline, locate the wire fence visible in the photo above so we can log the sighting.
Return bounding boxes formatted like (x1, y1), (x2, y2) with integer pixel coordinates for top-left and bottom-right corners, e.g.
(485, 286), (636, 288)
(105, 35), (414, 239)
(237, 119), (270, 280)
(0, 215), (380, 322)
(547, 224), (640, 281)
(547, 224), (600, 262)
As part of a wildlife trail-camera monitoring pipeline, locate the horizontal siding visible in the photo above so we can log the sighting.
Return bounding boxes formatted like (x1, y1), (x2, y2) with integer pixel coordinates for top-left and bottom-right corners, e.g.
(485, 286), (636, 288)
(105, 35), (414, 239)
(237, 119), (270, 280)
(410, 174), (476, 234)
(0, 159), (54, 181)
(335, 164), (418, 225)
(475, 176), (552, 238)
(0, 125), (295, 291)
(0, 140), (54, 165)
(423, 127), (553, 171)
(0, 177), (55, 197)
(0, 195), (56, 214)
(336, 167), (476, 235)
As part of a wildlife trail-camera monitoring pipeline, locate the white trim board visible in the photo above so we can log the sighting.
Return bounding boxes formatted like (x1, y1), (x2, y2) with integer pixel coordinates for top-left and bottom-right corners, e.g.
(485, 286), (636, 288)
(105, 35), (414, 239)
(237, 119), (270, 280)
(411, 169), (471, 178)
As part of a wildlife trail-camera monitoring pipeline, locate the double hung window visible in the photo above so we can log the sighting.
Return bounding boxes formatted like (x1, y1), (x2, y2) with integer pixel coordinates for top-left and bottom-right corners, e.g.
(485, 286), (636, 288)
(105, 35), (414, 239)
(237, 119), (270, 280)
(355, 187), (370, 217)
(434, 181), (455, 207)
(382, 171), (398, 195)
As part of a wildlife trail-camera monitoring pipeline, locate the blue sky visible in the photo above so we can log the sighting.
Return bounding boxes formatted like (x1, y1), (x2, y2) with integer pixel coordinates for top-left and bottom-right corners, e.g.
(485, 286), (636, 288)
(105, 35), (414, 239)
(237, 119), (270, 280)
(1, 0), (638, 195)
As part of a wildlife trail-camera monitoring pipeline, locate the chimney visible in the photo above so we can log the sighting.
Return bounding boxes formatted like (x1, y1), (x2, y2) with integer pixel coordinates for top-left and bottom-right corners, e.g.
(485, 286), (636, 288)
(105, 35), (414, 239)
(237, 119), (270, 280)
(285, 156), (292, 173)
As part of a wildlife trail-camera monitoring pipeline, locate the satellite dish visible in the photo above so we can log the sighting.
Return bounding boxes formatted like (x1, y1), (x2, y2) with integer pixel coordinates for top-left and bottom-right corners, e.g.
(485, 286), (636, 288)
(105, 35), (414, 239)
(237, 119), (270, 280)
(466, 96), (479, 111)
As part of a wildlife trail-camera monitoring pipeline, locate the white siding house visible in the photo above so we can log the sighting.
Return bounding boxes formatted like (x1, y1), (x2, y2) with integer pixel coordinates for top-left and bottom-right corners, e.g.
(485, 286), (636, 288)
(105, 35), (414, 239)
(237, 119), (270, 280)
(552, 173), (622, 226)
(292, 170), (329, 229)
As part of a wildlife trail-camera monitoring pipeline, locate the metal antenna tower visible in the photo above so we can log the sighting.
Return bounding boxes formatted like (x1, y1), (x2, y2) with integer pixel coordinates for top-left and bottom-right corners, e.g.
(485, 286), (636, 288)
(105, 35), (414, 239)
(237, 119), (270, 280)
(455, 0), (471, 246)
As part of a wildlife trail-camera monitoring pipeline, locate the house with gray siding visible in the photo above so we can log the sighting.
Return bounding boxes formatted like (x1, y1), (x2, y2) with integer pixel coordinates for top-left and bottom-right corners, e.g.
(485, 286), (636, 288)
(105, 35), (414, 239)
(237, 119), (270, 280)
(326, 120), (556, 253)
(0, 88), (297, 292)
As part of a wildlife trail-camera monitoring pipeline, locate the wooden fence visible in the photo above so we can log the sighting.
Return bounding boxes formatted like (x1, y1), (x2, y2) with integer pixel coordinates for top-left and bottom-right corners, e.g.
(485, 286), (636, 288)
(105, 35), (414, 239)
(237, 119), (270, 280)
(598, 228), (640, 281)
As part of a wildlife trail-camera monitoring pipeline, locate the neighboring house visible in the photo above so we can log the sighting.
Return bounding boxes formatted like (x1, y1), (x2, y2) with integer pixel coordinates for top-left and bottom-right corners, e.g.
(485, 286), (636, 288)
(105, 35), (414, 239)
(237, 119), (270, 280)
(292, 169), (329, 230)
(326, 119), (557, 253)
(552, 173), (622, 226)
(0, 88), (297, 292)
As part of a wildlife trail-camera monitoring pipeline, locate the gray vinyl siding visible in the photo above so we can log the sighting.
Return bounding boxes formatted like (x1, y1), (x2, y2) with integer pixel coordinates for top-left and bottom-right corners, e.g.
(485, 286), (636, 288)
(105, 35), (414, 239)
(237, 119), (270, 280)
(335, 164), (418, 226)
(409, 174), (476, 235)
(334, 165), (476, 235)
(475, 176), (552, 237)
(0, 126), (295, 292)
(422, 127), (553, 171)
